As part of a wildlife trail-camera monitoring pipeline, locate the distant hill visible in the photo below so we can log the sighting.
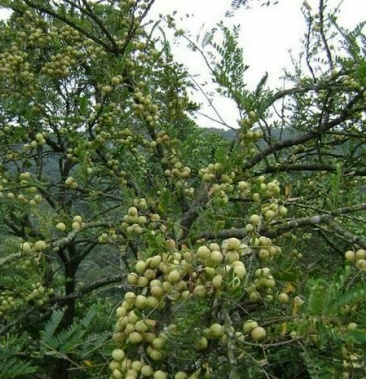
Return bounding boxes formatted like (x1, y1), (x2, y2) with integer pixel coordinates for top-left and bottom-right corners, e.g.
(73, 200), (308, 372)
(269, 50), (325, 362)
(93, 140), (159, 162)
(202, 127), (236, 140)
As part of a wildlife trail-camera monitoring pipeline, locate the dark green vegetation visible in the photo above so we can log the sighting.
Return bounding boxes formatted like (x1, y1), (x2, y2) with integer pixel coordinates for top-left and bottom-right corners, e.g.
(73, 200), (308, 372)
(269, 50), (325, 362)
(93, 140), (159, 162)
(0, 0), (365, 378)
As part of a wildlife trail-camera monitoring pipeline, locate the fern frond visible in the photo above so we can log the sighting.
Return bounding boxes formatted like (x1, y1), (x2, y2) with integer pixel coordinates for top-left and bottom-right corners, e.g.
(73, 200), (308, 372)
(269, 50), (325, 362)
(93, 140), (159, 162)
(201, 29), (216, 49)
(80, 306), (97, 329)
(255, 72), (268, 97)
(0, 357), (36, 379)
(40, 306), (98, 356)
(301, 351), (340, 379)
(330, 283), (366, 314)
(40, 308), (64, 346)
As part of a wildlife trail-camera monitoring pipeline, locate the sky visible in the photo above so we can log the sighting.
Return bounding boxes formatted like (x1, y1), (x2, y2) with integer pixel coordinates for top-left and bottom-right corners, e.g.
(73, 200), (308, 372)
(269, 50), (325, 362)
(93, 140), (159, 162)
(148, 0), (366, 128)
(0, 0), (365, 128)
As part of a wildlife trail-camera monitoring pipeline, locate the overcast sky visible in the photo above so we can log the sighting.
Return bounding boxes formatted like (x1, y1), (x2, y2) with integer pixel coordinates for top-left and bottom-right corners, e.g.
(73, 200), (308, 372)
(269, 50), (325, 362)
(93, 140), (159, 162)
(148, 0), (366, 128)
(149, 0), (366, 85)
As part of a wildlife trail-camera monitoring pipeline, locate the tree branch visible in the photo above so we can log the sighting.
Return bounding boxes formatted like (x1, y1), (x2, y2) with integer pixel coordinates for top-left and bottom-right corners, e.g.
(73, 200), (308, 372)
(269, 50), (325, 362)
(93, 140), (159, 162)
(244, 93), (363, 169)
(259, 163), (366, 177)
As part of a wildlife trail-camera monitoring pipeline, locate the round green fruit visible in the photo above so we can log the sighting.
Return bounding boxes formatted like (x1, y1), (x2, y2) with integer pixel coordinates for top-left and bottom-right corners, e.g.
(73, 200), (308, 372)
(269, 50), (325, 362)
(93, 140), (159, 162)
(56, 222), (66, 231)
(251, 326), (266, 341)
(112, 349), (125, 361)
(243, 320), (258, 334)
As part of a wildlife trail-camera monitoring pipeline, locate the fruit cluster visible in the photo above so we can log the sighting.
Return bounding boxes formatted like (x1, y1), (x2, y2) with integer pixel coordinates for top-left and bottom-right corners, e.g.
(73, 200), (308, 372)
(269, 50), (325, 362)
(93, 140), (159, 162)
(109, 236), (283, 378)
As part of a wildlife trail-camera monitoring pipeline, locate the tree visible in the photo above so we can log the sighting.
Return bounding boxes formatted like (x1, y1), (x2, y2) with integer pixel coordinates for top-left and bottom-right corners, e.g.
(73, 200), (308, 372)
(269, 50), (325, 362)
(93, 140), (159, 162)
(0, 0), (365, 378)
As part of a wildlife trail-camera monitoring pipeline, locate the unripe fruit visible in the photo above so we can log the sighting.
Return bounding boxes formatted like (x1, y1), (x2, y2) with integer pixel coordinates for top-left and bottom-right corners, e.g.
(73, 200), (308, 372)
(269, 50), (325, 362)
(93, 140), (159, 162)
(212, 275), (223, 289)
(124, 292), (137, 301)
(154, 370), (167, 379)
(135, 295), (147, 309)
(112, 369), (123, 379)
(243, 320), (258, 333)
(141, 365), (154, 376)
(226, 251), (240, 263)
(149, 255), (162, 268)
(56, 222), (66, 231)
(355, 259), (366, 270)
(225, 237), (241, 251)
(249, 291), (261, 302)
(127, 273), (138, 284)
(278, 292), (289, 304)
(150, 285), (164, 298)
(137, 276), (149, 287)
(168, 269), (181, 283)
(131, 361), (142, 371)
(135, 260), (146, 273)
(265, 278), (275, 288)
(347, 322), (357, 331)
(144, 332), (157, 344)
(34, 240), (47, 251)
(146, 296), (159, 308)
(204, 267), (216, 279)
(109, 360), (120, 371)
(124, 323), (135, 335)
(149, 349), (163, 361)
(112, 349), (125, 361)
(197, 246), (210, 260)
(152, 337), (164, 349)
(209, 243), (220, 251)
(249, 214), (261, 225)
(193, 285), (206, 297)
(144, 269), (155, 280)
(127, 310), (139, 323)
(209, 250), (223, 265)
(265, 210), (275, 219)
(129, 331), (143, 344)
(72, 221), (81, 230)
(258, 249), (270, 261)
(233, 265), (246, 279)
(196, 336), (208, 350)
(210, 323), (223, 338)
(21, 242), (32, 253)
(116, 306), (127, 318)
(135, 320), (148, 332)
(175, 372), (188, 379)
(345, 250), (355, 262)
(162, 281), (172, 293)
(278, 206), (288, 216)
(251, 326), (266, 341)
(126, 371), (137, 379)
(73, 215), (82, 223)
(356, 249), (366, 260)
(102, 85), (113, 93)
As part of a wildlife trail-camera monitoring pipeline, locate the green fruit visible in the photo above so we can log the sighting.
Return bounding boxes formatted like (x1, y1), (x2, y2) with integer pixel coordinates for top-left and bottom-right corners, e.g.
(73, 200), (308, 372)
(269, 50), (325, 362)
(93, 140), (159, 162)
(174, 372), (188, 379)
(129, 331), (143, 344)
(251, 326), (266, 341)
(34, 240), (47, 251)
(197, 246), (210, 260)
(56, 222), (66, 231)
(225, 237), (241, 251)
(154, 370), (167, 379)
(210, 323), (223, 338)
(277, 292), (289, 304)
(344, 250), (355, 262)
(249, 214), (261, 225)
(347, 322), (357, 331)
(243, 320), (258, 334)
(141, 365), (153, 376)
(112, 348), (125, 361)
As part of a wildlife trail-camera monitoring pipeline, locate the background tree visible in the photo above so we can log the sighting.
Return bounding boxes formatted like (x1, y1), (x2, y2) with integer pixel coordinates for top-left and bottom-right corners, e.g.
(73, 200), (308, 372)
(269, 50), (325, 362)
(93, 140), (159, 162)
(0, 0), (365, 378)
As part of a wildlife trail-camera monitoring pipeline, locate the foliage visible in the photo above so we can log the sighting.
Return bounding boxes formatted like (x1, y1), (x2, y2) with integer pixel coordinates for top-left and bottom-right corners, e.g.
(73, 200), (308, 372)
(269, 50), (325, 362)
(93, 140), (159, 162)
(0, 0), (365, 379)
